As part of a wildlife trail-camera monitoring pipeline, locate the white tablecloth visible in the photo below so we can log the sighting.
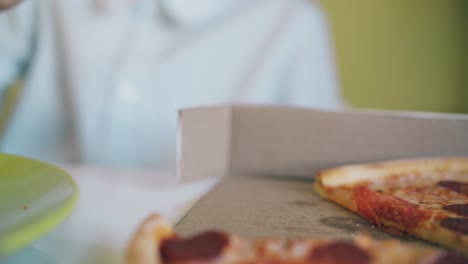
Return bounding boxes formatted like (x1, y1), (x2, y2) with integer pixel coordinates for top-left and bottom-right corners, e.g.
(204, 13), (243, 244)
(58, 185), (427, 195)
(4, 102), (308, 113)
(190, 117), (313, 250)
(5, 166), (218, 264)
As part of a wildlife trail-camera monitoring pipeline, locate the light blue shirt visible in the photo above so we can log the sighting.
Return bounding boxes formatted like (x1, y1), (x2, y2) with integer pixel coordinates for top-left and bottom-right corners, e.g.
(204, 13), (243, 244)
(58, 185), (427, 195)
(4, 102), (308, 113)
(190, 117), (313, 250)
(0, 0), (343, 168)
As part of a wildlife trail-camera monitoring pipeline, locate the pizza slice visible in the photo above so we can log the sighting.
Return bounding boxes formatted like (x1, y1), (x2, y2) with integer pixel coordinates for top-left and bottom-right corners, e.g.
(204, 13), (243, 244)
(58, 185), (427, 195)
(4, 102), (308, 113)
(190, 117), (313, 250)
(314, 157), (468, 255)
(126, 214), (467, 264)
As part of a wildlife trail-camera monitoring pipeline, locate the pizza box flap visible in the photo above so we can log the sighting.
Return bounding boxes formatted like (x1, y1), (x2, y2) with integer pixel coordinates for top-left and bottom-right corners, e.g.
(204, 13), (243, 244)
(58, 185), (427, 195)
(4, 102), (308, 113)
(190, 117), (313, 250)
(178, 104), (468, 182)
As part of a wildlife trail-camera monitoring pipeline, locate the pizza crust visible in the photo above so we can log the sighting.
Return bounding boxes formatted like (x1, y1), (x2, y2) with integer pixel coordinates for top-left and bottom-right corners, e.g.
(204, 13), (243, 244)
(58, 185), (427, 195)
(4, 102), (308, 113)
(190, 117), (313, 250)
(315, 157), (468, 188)
(126, 214), (174, 264)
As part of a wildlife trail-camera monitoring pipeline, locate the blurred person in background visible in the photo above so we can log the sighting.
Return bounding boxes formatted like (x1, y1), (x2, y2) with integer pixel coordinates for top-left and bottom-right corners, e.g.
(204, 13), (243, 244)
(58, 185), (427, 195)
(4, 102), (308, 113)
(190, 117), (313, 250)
(0, 0), (343, 168)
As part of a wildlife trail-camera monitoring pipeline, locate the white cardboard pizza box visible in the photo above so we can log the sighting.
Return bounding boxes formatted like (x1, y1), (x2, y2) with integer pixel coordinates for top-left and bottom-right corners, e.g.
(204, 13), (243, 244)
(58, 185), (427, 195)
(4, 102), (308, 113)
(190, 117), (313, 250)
(175, 104), (468, 240)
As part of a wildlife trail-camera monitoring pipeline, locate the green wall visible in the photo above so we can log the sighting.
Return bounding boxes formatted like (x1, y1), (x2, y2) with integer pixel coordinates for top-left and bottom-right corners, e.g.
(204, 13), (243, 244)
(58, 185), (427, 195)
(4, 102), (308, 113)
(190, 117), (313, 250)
(320, 0), (468, 113)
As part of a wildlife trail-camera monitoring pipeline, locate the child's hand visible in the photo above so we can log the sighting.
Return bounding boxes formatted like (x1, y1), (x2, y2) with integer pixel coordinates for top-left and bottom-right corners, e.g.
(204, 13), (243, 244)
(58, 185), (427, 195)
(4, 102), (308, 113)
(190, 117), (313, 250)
(0, 0), (23, 10)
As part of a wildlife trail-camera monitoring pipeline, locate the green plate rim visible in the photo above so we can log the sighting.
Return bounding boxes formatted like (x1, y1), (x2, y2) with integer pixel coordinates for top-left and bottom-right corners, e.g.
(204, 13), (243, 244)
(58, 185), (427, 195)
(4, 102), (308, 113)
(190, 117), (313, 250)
(0, 154), (79, 256)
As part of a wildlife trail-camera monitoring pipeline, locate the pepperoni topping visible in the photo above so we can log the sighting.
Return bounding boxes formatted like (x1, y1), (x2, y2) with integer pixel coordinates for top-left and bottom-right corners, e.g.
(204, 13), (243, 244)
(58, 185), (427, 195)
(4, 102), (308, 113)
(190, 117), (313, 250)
(353, 187), (381, 227)
(353, 186), (430, 228)
(308, 241), (371, 264)
(443, 204), (468, 217)
(438, 181), (468, 195)
(433, 252), (468, 264)
(440, 218), (468, 235)
(160, 231), (229, 262)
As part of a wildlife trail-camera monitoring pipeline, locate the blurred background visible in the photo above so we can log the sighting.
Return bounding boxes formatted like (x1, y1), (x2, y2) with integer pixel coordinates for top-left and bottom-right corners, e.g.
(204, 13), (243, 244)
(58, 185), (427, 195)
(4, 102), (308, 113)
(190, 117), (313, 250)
(322, 0), (468, 113)
(1, 0), (467, 167)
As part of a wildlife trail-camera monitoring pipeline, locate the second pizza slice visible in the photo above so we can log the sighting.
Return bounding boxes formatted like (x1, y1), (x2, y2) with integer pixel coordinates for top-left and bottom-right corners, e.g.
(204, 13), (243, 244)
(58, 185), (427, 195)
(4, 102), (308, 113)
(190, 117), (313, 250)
(314, 157), (468, 255)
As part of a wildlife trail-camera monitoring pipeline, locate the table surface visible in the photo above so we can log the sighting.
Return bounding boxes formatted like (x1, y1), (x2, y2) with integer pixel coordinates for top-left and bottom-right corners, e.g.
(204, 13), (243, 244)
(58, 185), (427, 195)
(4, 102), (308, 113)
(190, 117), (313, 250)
(4, 165), (217, 264)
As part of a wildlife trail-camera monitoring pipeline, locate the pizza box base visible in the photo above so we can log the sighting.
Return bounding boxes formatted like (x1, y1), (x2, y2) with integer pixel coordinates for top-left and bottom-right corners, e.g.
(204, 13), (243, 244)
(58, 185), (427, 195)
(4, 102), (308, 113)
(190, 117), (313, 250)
(175, 104), (468, 245)
(175, 175), (432, 247)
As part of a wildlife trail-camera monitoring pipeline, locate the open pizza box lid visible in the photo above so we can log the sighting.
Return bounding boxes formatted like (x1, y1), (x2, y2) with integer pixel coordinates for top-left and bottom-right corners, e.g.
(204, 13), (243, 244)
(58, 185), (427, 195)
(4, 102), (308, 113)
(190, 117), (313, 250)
(175, 104), (468, 241)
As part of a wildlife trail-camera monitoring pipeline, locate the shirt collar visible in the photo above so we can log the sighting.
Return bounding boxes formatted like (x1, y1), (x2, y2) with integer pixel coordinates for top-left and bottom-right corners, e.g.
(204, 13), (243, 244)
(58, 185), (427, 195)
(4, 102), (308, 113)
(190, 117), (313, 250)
(96, 0), (243, 28)
(159, 0), (237, 28)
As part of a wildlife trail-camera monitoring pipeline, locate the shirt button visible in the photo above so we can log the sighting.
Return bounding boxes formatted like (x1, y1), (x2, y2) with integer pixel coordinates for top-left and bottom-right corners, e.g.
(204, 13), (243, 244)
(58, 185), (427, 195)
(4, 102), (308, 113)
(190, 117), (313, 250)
(116, 81), (141, 105)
